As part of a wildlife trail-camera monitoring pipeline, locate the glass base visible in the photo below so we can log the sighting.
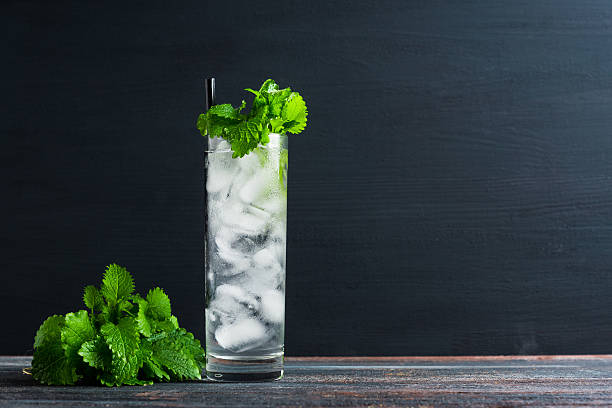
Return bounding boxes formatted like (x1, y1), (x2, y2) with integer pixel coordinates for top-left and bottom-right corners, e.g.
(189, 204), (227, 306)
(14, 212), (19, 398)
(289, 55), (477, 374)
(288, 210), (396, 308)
(205, 353), (284, 382)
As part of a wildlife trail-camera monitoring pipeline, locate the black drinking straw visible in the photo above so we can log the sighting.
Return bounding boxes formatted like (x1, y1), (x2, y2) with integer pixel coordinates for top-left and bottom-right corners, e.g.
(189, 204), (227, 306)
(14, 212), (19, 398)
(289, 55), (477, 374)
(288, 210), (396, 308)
(205, 77), (215, 110)
(204, 78), (215, 282)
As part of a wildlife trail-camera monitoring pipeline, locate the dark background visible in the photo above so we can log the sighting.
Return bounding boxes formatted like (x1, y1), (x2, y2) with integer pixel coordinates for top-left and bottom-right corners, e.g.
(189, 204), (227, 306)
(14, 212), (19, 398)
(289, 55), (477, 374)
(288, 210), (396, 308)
(4, 0), (612, 356)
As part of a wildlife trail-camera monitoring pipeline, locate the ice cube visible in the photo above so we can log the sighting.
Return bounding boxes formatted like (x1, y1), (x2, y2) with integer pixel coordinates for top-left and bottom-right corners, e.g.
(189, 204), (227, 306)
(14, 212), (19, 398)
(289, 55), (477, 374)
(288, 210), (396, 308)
(214, 318), (270, 352)
(239, 169), (275, 204)
(246, 205), (271, 220)
(260, 289), (284, 324)
(207, 165), (237, 194)
(256, 198), (284, 216)
(208, 284), (259, 326)
(215, 284), (258, 306)
(208, 295), (244, 326)
(219, 203), (269, 236)
(238, 151), (261, 171)
(241, 265), (283, 297)
(208, 138), (231, 152)
(215, 229), (250, 274)
(243, 246), (284, 295)
(252, 247), (277, 269)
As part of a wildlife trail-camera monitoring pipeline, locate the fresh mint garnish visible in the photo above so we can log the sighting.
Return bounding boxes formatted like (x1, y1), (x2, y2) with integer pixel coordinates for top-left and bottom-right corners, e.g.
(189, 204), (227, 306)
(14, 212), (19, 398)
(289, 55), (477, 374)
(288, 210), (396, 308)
(31, 264), (205, 386)
(197, 79), (308, 158)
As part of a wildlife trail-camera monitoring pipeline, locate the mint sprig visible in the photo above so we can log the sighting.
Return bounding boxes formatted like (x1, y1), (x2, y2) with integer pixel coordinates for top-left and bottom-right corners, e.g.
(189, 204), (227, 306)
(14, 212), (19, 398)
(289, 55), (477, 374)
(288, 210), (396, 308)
(31, 264), (205, 386)
(197, 79), (308, 157)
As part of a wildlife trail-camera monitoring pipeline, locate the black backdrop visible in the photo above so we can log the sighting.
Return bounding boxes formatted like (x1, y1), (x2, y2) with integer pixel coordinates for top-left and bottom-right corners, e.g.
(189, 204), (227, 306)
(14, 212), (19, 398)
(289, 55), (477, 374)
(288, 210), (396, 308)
(4, 0), (612, 356)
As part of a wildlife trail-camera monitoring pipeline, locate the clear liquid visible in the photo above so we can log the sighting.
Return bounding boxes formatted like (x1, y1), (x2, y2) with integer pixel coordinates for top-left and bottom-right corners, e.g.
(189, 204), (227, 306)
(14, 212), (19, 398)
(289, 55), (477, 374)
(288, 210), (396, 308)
(204, 135), (287, 381)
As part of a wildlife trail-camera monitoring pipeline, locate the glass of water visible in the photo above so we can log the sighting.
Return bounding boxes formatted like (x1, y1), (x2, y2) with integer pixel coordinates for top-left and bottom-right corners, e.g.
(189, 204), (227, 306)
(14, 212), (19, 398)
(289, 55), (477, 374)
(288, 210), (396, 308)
(204, 133), (287, 381)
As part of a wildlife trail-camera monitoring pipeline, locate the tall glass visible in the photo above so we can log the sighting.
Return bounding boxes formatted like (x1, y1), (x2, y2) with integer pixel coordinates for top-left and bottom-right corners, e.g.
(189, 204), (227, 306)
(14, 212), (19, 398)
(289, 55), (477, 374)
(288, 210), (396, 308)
(204, 133), (287, 381)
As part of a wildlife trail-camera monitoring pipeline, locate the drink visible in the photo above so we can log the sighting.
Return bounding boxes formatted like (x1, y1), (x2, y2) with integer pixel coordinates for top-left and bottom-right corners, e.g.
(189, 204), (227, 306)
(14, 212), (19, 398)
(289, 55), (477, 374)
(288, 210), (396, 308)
(198, 78), (306, 381)
(204, 134), (288, 381)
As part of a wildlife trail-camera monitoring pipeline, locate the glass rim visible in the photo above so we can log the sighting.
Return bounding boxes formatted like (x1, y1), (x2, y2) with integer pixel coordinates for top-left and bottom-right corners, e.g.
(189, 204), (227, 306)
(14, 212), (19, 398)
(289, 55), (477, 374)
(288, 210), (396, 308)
(205, 133), (288, 154)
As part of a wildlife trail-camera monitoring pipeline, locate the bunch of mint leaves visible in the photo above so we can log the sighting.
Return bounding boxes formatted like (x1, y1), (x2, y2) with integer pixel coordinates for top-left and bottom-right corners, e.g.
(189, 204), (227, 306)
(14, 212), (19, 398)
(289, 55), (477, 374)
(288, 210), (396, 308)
(197, 79), (308, 158)
(31, 264), (205, 386)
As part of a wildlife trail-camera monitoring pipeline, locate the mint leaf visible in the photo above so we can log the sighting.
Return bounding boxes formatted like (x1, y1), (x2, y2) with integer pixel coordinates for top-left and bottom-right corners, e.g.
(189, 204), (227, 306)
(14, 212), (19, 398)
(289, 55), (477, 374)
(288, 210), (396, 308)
(32, 342), (79, 385)
(208, 103), (245, 120)
(135, 298), (152, 337)
(268, 88), (292, 117)
(32, 315), (79, 385)
(281, 92), (308, 134)
(258, 79), (280, 95)
(197, 79), (307, 157)
(142, 359), (171, 381)
(34, 315), (64, 349)
(139, 339), (171, 381)
(100, 318), (140, 385)
(101, 264), (135, 304)
(31, 263), (205, 387)
(83, 285), (104, 312)
(151, 317), (178, 333)
(136, 289), (175, 337)
(169, 328), (206, 369)
(78, 336), (111, 371)
(61, 310), (95, 363)
(146, 288), (171, 320)
(148, 331), (202, 380)
(226, 121), (261, 158)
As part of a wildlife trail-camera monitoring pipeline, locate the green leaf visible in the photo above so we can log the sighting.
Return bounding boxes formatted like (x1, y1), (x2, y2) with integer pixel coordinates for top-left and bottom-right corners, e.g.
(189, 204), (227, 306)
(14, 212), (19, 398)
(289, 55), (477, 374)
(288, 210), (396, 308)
(32, 264), (207, 387)
(136, 299), (152, 337)
(139, 339), (171, 381)
(171, 329), (206, 369)
(199, 80), (307, 154)
(146, 288), (171, 320)
(198, 79), (307, 157)
(208, 103), (242, 120)
(78, 336), (111, 371)
(149, 330), (203, 380)
(100, 264), (135, 305)
(142, 359), (171, 381)
(83, 285), (104, 312)
(118, 298), (136, 315)
(136, 291), (176, 337)
(150, 319), (177, 333)
(258, 78), (279, 95)
(281, 92), (308, 134)
(99, 298), (134, 326)
(32, 342), (79, 385)
(61, 310), (96, 363)
(227, 121), (262, 158)
(197, 102), (246, 139)
(32, 315), (79, 385)
(100, 318), (140, 385)
(269, 117), (285, 133)
(268, 88), (292, 117)
(34, 315), (65, 349)
(99, 304), (114, 325)
(196, 113), (208, 134)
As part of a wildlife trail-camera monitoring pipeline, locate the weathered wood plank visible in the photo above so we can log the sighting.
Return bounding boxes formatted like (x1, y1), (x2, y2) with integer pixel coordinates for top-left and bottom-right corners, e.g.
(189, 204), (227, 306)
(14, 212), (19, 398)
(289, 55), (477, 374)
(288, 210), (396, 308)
(2, 356), (612, 407)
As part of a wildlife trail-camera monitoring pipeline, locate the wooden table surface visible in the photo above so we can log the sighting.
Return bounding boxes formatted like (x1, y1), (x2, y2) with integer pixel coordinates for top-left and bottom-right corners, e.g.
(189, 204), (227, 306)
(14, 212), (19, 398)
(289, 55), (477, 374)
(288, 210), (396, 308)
(2, 355), (612, 407)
